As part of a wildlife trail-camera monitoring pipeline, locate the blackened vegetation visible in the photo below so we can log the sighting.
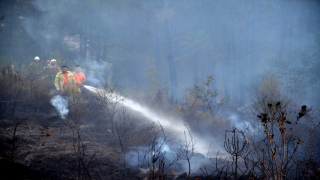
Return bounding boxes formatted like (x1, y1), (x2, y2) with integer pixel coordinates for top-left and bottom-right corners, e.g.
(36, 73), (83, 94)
(298, 105), (311, 120)
(224, 128), (247, 180)
(0, 65), (319, 179)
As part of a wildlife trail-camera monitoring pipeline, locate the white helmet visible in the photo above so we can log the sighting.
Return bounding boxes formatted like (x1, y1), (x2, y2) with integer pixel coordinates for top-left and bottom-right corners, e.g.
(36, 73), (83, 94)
(34, 56), (40, 61)
(51, 59), (56, 62)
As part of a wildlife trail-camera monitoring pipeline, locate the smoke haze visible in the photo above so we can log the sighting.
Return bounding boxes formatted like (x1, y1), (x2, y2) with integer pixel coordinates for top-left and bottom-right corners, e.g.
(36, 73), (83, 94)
(1, 0), (320, 176)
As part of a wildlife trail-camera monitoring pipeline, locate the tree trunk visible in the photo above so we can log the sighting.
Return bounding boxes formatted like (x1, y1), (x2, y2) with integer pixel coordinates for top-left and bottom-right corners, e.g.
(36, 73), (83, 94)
(5, 0), (16, 48)
(153, 19), (161, 73)
(221, 16), (230, 98)
(164, 19), (177, 91)
(277, 1), (287, 61)
(79, 22), (84, 58)
(101, 40), (107, 61)
(96, 33), (101, 61)
(80, 23), (87, 59)
(192, 53), (199, 83)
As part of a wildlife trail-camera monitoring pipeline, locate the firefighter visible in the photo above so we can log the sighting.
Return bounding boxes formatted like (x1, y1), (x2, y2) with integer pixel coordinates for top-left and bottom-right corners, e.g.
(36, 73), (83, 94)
(44, 59), (59, 76)
(50, 59), (60, 74)
(54, 65), (78, 95)
(42, 60), (55, 90)
(72, 65), (86, 86)
(72, 65), (86, 93)
(1, 64), (19, 82)
(44, 60), (51, 69)
(44, 60), (52, 75)
(50, 59), (58, 67)
(28, 56), (43, 76)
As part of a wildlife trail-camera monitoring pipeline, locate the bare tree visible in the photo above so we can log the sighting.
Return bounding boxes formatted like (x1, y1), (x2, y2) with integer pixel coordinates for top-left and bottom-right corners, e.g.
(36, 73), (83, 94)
(114, 106), (158, 167)
(243, 102), (304, 180)
(67, 94), (96, 180)
(9, 118), (28, 162)
(143, 123), (181, 180)
(294, 108), (320, 179)
(237, 75), (313, 180)
(224, 127), (247, 180)
(178, 125), (195, 176)
(72, 126), (95, 180)
(95, 87), (123, 134)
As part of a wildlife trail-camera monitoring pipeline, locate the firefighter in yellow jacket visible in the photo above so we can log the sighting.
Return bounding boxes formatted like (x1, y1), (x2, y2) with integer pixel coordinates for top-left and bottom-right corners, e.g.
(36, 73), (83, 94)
(54, 65), (78, 95)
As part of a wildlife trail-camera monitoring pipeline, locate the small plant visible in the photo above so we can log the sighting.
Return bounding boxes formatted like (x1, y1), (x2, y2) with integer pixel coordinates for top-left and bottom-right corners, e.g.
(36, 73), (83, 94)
(224, 127), (247, 180)
(10, 118), (28, 162)
(178, 125), (196, 176)
(194, 75), (218, 117)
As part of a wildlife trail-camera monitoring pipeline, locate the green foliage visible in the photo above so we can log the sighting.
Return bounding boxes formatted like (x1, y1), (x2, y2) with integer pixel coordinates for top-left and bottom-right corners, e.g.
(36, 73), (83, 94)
(194, 75), (218, 116)
(195, 75), (217, 101)
(174, 75), (231, 140)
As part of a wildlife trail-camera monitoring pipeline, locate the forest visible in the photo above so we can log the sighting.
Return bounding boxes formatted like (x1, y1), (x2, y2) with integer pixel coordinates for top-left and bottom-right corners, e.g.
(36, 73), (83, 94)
(0, 0), (320, 179)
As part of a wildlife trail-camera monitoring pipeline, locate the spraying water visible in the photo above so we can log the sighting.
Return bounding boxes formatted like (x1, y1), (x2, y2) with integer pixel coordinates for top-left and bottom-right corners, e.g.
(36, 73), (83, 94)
(83, 85), (219, 156)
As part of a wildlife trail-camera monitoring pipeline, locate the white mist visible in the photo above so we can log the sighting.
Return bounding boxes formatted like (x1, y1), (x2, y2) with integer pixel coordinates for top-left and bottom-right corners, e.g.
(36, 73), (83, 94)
(84, 85), (218, 156)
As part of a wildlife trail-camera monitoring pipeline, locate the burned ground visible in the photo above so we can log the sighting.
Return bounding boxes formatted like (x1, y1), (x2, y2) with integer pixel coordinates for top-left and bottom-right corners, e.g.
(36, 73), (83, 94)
(0, 85), (215, 180)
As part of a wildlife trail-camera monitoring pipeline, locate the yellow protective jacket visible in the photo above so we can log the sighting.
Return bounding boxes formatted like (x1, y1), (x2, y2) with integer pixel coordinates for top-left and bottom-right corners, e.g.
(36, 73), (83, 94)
(54, 71), (77, 92)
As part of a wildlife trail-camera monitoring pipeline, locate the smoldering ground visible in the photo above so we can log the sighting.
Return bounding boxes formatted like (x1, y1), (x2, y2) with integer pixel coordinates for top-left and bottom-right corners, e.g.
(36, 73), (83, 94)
(50, 95), (69, 119)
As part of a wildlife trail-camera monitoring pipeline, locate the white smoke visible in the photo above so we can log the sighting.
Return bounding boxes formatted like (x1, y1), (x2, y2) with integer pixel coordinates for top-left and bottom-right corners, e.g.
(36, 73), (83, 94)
(50, 95), (69, 119)
(82, 58), (113, 87)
